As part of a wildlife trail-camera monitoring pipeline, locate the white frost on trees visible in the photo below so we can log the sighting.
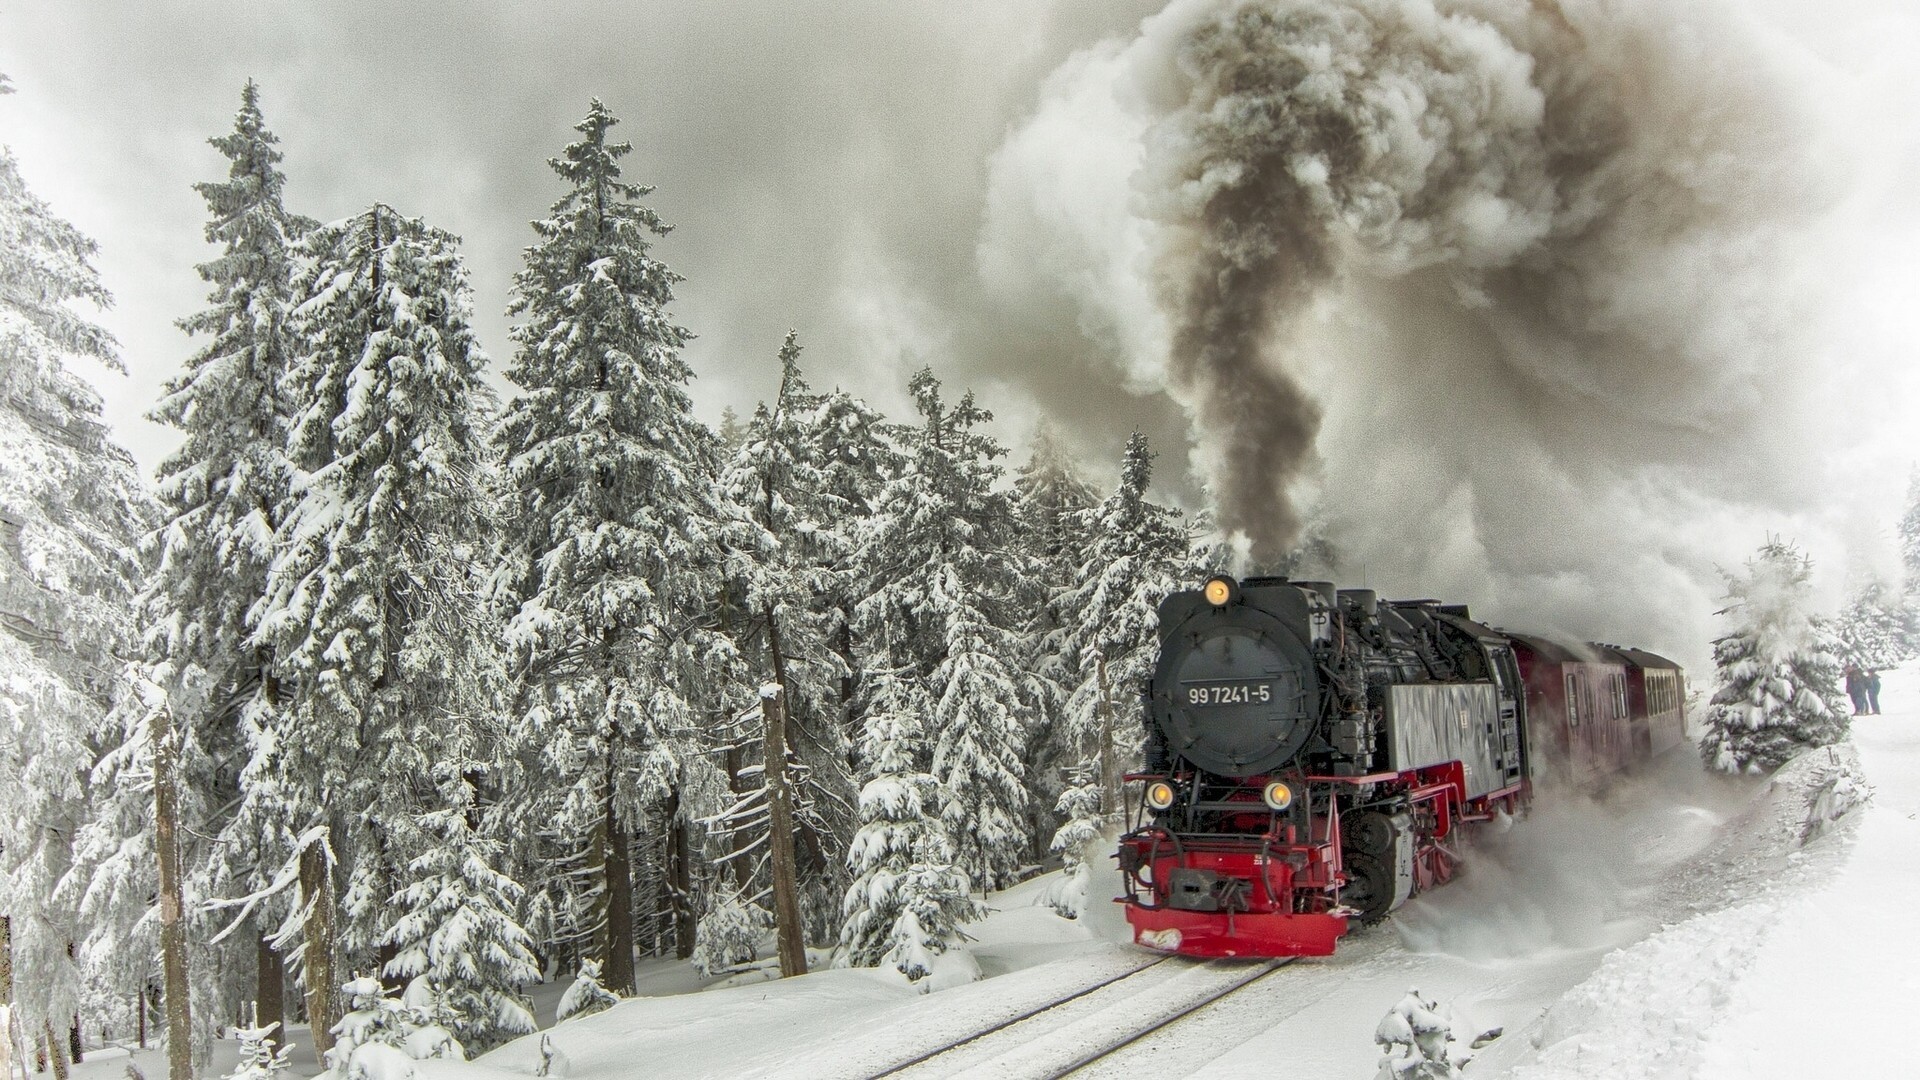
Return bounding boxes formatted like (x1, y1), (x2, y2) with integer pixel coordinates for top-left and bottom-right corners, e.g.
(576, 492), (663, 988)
(381, 803), (539, 1052)
(856, 369), (1030, 892)
(0, 115), (150, 1052)
(838, 682), (983, 986)
(1049, 433), (1189, 817)
(1699, 539), (1851, 775)
(690, 888), (771, 977)
(491, 99), (733, 984)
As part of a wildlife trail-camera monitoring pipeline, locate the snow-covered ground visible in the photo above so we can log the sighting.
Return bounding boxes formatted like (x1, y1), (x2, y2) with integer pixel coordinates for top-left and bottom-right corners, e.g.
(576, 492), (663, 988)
(66, 665), (1913, 1079)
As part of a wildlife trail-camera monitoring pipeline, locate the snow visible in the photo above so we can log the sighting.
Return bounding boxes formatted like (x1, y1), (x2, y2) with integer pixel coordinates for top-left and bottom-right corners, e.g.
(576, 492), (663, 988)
(66, 666), (1920, 1080)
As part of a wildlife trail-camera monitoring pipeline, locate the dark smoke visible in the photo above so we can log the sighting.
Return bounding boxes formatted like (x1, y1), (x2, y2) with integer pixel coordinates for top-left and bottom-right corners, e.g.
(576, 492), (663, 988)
(979, 0), (1903, 657)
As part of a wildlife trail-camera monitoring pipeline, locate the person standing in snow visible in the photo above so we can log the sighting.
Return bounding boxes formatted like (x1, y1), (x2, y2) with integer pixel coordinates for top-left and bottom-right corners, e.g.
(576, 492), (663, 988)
(1865, 669), (1882, 715)
(1845, 664), (1868, 715)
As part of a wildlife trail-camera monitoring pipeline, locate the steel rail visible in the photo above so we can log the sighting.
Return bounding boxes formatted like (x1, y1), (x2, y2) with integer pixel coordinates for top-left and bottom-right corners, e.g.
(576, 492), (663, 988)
(862, 954), (1177, 1079)
(1043, 957), (1293, 1078)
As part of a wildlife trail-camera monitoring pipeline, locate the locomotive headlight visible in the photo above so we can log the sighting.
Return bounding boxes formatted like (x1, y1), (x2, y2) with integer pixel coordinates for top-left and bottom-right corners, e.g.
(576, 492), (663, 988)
(1262, 781), (1294, 811)
(1145, 780), (1177, 810)
(1203, 576), (1236, 606)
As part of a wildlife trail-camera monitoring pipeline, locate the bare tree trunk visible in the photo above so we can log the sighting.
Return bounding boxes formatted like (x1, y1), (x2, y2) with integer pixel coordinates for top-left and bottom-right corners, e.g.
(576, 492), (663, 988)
(664, 799), (694, 961)
(62, 1021), (76, 1067)
(759, 676), (808, 978)
(136, 987), (145, 1052)
(255, 928), (284, 1038)
(1097, 657), (1121, 819)
(151, 703), (192, 1080)
(299, 841), (336, 1061)
(38, 1024), (65, 1080)
(601, 773), (636, 996)
(0, 916), (12, 1080)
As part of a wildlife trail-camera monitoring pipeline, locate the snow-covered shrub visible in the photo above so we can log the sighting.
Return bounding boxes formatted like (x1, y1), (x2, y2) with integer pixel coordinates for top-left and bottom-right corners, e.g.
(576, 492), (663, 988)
(1374, 988), (1482, 1080)
(1045, 773), (1103, 919)
(692, 891), (772, 976)
(534, 1034), (570, 1078)
(1700, 539), (1851, 774)
(223, 1009), (292, 1079)
(1802, 751), (1874, 844)
(554, 960), (619, 1023)
(321, 975), (464, 1080)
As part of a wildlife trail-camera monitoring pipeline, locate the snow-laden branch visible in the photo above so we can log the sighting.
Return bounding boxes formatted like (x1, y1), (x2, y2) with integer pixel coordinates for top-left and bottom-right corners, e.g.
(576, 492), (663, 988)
(204, 825), (333, 946)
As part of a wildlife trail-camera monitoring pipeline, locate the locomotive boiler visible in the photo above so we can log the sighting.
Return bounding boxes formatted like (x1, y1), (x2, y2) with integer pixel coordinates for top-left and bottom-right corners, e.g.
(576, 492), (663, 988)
(1117, 575), (1684, 958)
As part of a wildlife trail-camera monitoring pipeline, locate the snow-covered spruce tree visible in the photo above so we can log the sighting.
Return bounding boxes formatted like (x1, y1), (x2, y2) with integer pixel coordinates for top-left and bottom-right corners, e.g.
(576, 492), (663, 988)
(1012, 423), (1097, 588)
(256, 202), (506, 1048)
(0, 91), (151, 1072)
(1008, 425), (1098, 851)
(320, 975), (460, 1080)
(491, 101), (733, 990)
(715, 333), (885, 954)
(1836, 579), (1915, 670)
(1699, 539), (1851, 775)
(76, 82), (315, 1057)
(223, 1006), (293, 1080)
(1050, 434), (1190, 816)
(381, 796), (538, 1053)
(838, 676), (982, 984)
(855, 368), (1031, 892)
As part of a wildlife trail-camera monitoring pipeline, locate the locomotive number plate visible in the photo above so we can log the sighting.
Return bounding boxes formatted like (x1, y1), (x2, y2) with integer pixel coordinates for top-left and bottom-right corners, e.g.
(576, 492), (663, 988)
(1184, 681), (1274, 706)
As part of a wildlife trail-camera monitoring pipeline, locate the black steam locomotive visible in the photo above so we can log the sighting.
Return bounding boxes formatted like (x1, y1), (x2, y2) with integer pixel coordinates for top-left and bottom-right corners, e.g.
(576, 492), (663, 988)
(1118, 575), (1684, 957)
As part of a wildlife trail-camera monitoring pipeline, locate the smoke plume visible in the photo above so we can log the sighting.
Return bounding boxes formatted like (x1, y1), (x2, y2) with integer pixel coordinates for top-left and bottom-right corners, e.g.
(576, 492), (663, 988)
(982, 0), (1912, 658)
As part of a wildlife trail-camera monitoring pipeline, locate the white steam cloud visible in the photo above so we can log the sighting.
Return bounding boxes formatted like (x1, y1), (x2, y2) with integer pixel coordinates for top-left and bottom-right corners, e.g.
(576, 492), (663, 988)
(982, 0), (1920, 662)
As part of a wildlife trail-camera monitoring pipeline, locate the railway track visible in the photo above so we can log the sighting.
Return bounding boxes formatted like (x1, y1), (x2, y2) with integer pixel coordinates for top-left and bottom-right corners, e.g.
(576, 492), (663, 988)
(860, 955), (1292, 1080)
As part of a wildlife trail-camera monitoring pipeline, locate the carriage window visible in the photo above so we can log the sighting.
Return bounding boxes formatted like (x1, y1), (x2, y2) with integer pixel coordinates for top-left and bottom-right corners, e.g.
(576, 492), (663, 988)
(1565, 673), (1580, 727)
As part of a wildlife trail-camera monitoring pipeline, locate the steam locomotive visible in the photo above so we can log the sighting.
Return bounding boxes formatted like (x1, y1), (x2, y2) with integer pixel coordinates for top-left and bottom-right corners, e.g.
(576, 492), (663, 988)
(1118, 575), (1685, 958)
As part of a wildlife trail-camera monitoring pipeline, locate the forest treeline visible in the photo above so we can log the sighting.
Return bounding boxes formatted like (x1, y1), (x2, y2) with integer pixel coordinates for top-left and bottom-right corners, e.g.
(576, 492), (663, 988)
(0, 85), (1206, 1075)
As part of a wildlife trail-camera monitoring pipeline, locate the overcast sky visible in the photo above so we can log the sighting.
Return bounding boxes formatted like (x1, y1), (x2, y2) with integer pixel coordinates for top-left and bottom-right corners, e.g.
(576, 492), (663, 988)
(0, 0), (1184, 482)
(4, 0), (1917, 663)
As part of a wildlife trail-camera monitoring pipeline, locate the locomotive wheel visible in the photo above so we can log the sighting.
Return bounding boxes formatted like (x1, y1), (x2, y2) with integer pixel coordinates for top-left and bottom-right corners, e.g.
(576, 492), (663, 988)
(1341, 852), (1396, 924)
(1345, 811), (1398, 856)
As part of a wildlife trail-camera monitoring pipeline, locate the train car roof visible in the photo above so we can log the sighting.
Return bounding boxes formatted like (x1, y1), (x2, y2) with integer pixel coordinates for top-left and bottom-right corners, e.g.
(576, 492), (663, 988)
(1500, 631), (1614, 664)
(1603, 645), (1684, 673)
(1503, 631), (1682, 673)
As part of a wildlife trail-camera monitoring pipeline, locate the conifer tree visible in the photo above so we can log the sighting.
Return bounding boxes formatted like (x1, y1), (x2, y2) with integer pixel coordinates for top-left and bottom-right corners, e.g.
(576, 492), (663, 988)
(0, 92), (150, 1071)
(382, 801), (538, 1052)
(717, 333), (888, 955)
(1836, 580), (1914, 671)
(492, 101), (731, 992)
(1052, 434), (1189, 814)
(855, 369), (1030, 891)
(77, 82), (315, 1050)
(1009, 425), (1099, 849)
(1013, 423), (1098, 585)
(838, 677), (981, 982)
(1700, 539), (1850, 774)
(257, 201), (502, 1049)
